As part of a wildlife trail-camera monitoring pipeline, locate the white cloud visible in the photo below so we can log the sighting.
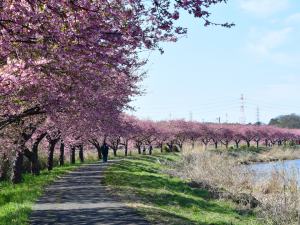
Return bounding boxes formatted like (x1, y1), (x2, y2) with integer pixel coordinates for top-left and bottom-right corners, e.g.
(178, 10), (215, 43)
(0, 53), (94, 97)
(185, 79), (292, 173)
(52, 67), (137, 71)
(247, 28), (291, 54)
(285, 13), (300, 24)
(246, 28), (300, 65)
(239, 0), (289, 17)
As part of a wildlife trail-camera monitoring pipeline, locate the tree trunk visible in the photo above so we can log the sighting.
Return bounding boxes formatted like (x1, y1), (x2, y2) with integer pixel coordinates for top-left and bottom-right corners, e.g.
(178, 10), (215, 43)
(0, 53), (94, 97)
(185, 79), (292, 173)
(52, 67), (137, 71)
(31, 153), (39, 175)
(10, 125), (37, 184)
(256, 141), (259, 148)
(214, 142), (218, 149)
(113, 148), (117, 157)
(24, 148), (39, 176)
(265, 140), (268, 147)
(247, 141), (250, 148)
(70, 145), (76, 164)
(178, 143), (182, 151)
(125, 144), (128, 156)
(79, 144), (84, 163)
(160, 145), (163, 153)
(137, 145), (141, 154)
(47, 144), (55, 171)
(11, 149), (24, 185)
(167, 144), (173, 152)
(97, 146), (102, 159)
(235, 141), (239, 149)
(31, 132), (46, 175)
(204, 143), (208, 150)
(59, 140), (64, 166)
(47, 134), (60, 171)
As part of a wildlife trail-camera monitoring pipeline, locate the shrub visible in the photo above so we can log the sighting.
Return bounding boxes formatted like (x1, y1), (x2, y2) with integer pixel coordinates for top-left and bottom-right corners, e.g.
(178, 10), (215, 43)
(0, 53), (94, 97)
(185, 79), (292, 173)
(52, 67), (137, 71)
(172, 146), (180, 152)
(162, 145), (180, 152)
(162, 145), (170, 152)
(228, 146), (234, 150)
(239, 144), (248, 149)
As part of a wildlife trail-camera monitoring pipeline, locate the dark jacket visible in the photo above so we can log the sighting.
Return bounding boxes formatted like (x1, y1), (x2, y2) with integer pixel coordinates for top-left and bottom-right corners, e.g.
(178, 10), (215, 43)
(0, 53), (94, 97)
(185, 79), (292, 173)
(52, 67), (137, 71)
(101, 145), (109, 155)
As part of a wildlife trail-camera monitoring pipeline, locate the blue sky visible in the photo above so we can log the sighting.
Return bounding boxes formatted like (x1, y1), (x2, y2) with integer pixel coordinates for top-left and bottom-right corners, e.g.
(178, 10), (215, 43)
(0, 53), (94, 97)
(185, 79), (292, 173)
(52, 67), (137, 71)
(128, 0), (300, 124)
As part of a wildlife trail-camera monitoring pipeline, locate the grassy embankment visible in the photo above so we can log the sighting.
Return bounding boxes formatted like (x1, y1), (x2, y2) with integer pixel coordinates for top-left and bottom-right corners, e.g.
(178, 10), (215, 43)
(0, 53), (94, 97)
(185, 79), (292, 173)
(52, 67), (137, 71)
(103, 154), (258, 225)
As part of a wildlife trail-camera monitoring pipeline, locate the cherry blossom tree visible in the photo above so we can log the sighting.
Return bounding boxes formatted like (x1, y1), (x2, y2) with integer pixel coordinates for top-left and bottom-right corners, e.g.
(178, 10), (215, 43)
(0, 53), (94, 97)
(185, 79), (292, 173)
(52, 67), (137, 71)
(219, 125), (234, 149)
(0, 0), (235, 183)
(241, 125), (258, 148)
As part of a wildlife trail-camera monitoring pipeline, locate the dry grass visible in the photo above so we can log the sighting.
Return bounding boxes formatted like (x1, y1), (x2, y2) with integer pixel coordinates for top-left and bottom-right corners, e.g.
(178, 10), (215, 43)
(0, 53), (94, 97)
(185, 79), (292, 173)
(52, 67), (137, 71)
(219, 146), (300, 165)
(159, 144), (300, 224)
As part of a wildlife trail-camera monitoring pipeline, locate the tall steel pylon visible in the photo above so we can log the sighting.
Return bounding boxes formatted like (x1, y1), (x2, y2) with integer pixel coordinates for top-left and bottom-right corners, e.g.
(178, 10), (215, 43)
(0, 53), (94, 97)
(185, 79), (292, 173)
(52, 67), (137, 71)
(256, 107), (260, 124)
(239, 94), (246, 124)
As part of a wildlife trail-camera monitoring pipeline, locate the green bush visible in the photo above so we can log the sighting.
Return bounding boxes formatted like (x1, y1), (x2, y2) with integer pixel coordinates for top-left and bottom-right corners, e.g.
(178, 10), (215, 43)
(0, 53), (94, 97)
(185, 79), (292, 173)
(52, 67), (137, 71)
(0, 156), (11, 182)
(228, 146), (234, 150)
(162, 145), (170, 152)
(172, 146), (180, 152)
(162, 145), (180, 152)
(239, 144), (248, 149)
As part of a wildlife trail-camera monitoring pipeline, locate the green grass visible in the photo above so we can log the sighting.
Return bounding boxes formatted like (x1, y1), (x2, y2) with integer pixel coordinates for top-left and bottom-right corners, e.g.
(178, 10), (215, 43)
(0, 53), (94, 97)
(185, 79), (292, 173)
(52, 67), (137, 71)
(103, 154), (259, 225)
(0, 152), (162, 225)
(0, 160), (95, 225)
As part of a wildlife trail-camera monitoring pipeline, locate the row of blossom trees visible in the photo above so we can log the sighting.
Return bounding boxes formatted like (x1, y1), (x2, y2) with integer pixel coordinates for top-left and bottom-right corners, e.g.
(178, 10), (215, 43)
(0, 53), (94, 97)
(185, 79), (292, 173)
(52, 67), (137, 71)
(0, 0), (232, 184)
(104, 117), (300, 154)
(1, 114), (300, 184)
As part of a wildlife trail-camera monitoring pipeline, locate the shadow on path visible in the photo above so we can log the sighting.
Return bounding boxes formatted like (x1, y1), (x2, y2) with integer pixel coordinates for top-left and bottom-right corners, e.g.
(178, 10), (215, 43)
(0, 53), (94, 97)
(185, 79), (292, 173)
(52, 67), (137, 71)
(30, 159), (150, 225)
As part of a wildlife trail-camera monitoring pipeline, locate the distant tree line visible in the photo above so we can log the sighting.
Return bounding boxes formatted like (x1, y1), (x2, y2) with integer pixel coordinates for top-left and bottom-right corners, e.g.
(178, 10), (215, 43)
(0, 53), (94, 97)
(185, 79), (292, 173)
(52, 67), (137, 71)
(269, 114), (300, 129)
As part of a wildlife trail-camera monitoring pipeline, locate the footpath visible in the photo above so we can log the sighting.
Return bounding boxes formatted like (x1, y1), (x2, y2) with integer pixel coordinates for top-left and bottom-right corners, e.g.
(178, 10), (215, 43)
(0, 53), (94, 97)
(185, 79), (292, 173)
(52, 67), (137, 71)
(30, 158), (151, 225)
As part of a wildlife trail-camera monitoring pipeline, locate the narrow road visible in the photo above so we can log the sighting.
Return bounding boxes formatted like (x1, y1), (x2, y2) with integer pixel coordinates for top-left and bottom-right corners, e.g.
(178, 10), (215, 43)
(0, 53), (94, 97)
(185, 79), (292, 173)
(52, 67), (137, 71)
(30, 158), (151, 225)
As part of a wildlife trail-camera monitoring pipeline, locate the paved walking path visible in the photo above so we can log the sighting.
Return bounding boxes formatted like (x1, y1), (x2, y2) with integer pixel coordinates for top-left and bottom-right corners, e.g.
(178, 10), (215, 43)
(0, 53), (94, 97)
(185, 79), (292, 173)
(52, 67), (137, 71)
(30, 158), (151, 225)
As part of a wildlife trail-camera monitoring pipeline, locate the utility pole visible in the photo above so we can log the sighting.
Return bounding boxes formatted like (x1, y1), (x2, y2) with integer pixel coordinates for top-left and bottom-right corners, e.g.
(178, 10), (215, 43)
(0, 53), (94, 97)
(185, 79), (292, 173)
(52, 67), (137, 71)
(256, 107), (260, 125)
(239, 94), (246, 124)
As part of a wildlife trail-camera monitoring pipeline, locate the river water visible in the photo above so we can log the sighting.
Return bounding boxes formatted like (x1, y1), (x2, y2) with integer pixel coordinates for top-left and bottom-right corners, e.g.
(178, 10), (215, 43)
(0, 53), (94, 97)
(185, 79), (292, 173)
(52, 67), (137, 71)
(244, 159), (300, 185)
(248, 158), (300, 172)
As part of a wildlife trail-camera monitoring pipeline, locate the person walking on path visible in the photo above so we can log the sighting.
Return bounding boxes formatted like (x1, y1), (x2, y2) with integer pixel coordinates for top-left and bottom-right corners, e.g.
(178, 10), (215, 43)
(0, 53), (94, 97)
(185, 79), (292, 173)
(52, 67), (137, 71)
(148, 145), (153, 155)
(101, 143), (109, 163)
(142, 145), (146, 154)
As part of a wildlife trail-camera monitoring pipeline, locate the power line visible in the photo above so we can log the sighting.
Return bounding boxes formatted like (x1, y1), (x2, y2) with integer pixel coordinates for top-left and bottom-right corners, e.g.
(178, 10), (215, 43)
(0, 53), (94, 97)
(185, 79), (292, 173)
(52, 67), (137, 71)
(244, 101), (300, 111)
(148, 106), (240, 118)
(133, 99), (240, 110)
(136, 102), (240, 113)
(245, 98), (300, 109)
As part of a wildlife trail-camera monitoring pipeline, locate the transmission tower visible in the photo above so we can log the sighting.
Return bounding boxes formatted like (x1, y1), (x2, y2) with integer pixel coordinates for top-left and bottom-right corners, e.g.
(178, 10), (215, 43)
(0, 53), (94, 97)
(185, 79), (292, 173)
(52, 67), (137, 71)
(239, 94), (246, 124)
(256, 107), (260, 124)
